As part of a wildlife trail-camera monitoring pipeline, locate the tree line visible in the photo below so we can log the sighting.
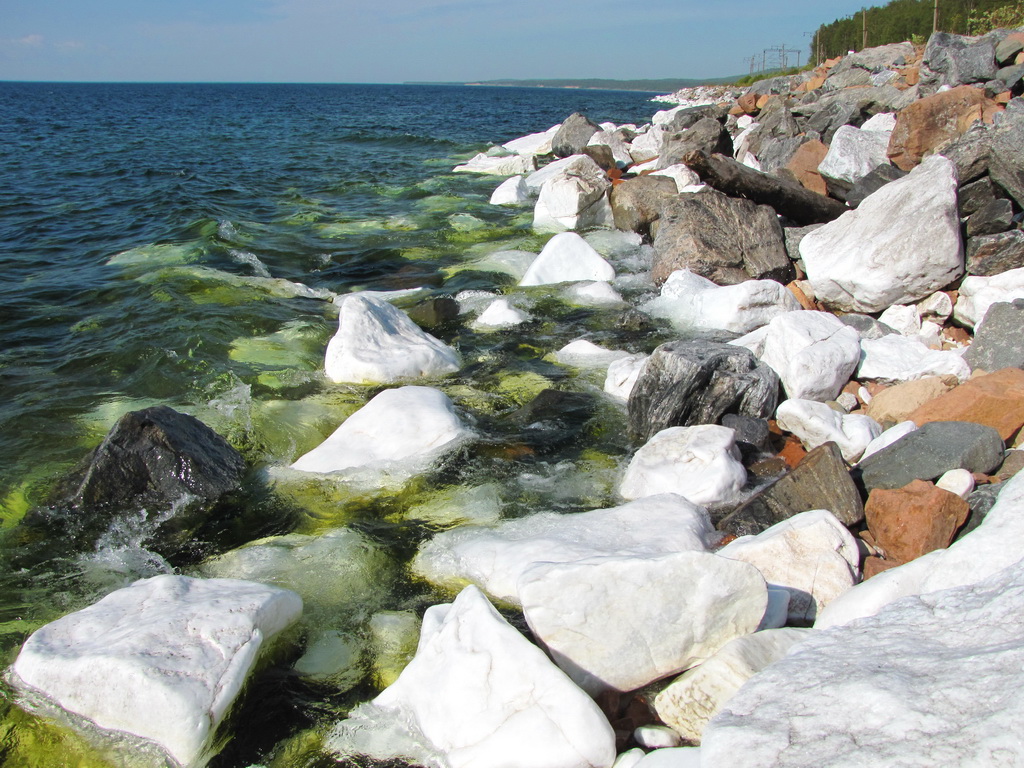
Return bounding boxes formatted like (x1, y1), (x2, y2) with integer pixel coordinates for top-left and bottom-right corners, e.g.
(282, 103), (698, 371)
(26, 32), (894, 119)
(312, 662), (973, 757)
(811, 0), (1023, 62)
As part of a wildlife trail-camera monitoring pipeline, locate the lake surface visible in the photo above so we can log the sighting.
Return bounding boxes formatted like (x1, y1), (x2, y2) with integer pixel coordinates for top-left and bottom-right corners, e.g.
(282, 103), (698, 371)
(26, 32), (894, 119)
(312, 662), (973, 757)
(0, 81), (672, 766)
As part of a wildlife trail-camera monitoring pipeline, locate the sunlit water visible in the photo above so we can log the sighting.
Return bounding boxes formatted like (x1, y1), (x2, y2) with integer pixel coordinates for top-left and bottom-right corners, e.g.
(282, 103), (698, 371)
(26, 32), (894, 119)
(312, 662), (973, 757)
(0, 81), (678, 766)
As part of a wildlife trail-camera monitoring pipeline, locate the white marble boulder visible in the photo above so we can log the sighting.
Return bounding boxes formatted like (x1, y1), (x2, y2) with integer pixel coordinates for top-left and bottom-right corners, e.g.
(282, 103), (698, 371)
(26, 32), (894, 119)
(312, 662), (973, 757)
(552, 339), (631, 369)
(452, 152), (536, 176)
(642, 270), (800, 335)
(775, 399), (883, 463)
(816, 124), (892, 193)
(520, 232), (615, 286)
(10, 575), (302, 768)
(816, 468), (1024, 630)
(619, 425), (747, 506)
(325, 294), (461, 384)
(702, 560), (1024, 767)
(731, 311), (861, 402)
(471, 298), (530, 329)
(290, 386), (473, 480)
(411, 494), (715, 605)
(489, 175), (531, 205)
(328, 585), (616, 768)
(519, 551), (768, 695)
(532, 155), (613, 232)
(501, 124), (560, 157)
(653, 628), (811, 743)
(800, 155), (963, 313)
(604, 353), (650, 402)
(717, 509), (861, 624)
(953, 266), (1024, 329)
(857, 334), (971, 383)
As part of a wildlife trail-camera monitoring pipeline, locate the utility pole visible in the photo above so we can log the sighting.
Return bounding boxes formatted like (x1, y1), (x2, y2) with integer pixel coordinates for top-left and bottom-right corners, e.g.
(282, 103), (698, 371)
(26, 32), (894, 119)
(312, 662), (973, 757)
(862, 7), (868, 50)
(933, 0), (939, 32)
(744, 56), (757, 75)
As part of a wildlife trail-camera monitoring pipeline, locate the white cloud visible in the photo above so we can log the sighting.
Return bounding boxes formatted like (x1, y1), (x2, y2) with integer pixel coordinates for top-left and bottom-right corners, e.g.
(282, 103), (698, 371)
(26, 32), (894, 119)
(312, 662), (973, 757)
(16, 34), (44, 46)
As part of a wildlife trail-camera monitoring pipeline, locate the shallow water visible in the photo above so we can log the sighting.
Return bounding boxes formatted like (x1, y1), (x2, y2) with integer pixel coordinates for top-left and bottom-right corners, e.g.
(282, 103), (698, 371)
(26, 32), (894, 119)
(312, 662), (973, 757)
(0, 81), (679, 766)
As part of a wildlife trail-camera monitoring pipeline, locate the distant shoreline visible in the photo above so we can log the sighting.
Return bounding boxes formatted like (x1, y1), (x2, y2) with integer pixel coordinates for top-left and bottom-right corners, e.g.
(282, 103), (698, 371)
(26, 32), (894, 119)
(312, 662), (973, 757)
(404, 77), (739, 93)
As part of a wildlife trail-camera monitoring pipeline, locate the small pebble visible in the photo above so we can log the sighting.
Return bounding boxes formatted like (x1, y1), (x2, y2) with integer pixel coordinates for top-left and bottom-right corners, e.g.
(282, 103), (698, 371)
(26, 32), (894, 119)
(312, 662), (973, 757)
(634, 725), (682, 749)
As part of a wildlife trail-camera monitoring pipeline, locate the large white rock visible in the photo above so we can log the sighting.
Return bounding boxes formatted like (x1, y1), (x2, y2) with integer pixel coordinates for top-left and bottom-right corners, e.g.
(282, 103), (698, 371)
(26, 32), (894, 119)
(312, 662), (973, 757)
(650, 163), (704, 193)
(604, 353), (650, 401)
(732, 311), (861, 401)
(502, 124), (560, 156)
(816, 469), (1024, 629)
(800, 155), (963, 313)
(702, 559), (1024, 767)
(533, 155), (614, 231)
(953, 267), (1024, 329)
(453, 152), (536, 175)
(471, 298), (530, 329)
(629, 125), (666, 164)
(290, 386), (473, 478)
(325, 294), (461, 384)
(717, 509), (861, 624)
(619, 425), (746, 506)
(524, 155), (593, 193)
(328, 585), (616, 768)
(553, 339), (631, 369)
(520, 232), (615, 286)
(10, 575), (302, 768)
(411, 494), (715, 605)
(816, 124), (892, 189)
(563, 280), (626, 307)
(857, 334), (971, 383)
(489, 175), (531, 205)
(775, 399), (883, 463)
(520, 551), (768, 694)
(643, 270), (801, 335)
(654, 628), (811, 743)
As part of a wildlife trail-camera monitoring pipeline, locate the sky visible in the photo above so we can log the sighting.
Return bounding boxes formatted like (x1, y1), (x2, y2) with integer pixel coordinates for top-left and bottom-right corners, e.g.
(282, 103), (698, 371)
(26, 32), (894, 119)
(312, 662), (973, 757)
(1, 1), (876, 83)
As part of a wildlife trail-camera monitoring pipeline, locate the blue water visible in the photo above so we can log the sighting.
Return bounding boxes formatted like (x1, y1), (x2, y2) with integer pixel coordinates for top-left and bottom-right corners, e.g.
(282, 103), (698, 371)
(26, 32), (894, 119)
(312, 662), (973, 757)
(0, 82), (664, 766)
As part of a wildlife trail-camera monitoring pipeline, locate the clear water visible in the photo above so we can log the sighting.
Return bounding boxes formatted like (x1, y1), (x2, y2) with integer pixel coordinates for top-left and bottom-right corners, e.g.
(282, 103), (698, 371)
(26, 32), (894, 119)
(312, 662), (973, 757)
(0, 81), (675, 766)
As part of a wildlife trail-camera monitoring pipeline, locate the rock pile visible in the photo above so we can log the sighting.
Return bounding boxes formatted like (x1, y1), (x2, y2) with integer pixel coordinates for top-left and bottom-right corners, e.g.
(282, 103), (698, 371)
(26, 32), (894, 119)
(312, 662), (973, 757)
(10, 27), (1024, 768)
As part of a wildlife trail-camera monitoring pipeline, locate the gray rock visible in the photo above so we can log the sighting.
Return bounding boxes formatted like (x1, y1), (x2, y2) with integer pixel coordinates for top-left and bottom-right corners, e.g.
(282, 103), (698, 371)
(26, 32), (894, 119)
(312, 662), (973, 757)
(837, 313), (899, 340)
(964, 299), (1024, 372)
(845, 164), (907, 208)
(830, 42), (916, 74)
(652, 188), (793, 286)
(657, 117), (733, 169)
(609, 175), (679, 238)
(966, 229), (1024, 275)
(824, 68), (873, 91)
(663, 103), (729, 133)
(996, 63), (1024, 90)
(746, 75), (797, 96)
(796, 86), (915, 143)
(989, 106), (1024, 207)
(856, 421), (1006, 492)
(923, 32), (999, 87)
(958, 176), (1001, 217)
(758, 136), (805, 173)
(938, 123), (994, 185)
(552, 113), (600, 158)
(510, 389), (597, 454)
(996, 34), (1024, 64)
(717, 442), (864, 536)
(967, 198), (1016, 237)
(627, 340), (780, 442)
(721, 414), (772, 460)
(783, 223), (824, 261)
(580, 143), (616, 172)
(957, 480), (1007, 540)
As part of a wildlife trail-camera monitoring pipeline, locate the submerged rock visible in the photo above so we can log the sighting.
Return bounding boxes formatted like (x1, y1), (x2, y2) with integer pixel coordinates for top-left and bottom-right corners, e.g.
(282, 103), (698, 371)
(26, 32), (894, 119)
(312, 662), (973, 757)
(9, 574), (302, 768)
(328, 585), (616, 768)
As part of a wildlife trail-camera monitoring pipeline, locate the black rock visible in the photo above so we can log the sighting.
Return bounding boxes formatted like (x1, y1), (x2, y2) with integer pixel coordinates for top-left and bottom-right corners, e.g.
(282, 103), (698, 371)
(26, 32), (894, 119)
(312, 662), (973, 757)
(990, 105), (1024, 208)
(856, 421), (1006, 492)
(721, 414), (772, 461)
(652, 187), (793, 286)
(966, 229), (1024, 275)
(966, 198), (1015, 238)
(956, 480), (1007, 541)
(958, 176), (1001, 217)
(657, 117), (733, 169)
(717, 442), (864, 537)
(407, 297), (460, 329)
(552, 113), (600, 158)
(627, 340), (780, 442)
(846, 164), (908, 208)
(609, 175), (679, 238)
(964, 299), (1024, 372)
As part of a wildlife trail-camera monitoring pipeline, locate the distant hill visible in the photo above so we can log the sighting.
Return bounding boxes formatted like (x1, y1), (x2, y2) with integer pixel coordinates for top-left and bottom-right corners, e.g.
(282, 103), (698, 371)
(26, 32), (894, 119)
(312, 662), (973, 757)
(405, 77), (740, 92)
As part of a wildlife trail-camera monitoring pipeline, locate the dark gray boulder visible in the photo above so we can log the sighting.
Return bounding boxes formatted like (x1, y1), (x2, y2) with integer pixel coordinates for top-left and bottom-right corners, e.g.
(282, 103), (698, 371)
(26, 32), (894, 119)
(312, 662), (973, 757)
(652, 187), (793, 285)
(856, 421), (1006, 492)
(966, 198), (1015, 237)
(758, 136), (806, 173)
(837, 313), (899, 340)
(627, 340), (780, 442)
(581, 143), (617, 172)
(609, 175), (679, 238)
(989, 103), (1024, 207)
(958, 176), (1001, 217)
(845, 164), (908, 208)
(657, 117), (733, 169)
(956, 480), (1007, 541)
(721, 413), (772, 461)
(717, 442), (864, 536)
(922, 32), (999, 88)
(552, 113), (600, 158)
(964, 299), (1024, 372)
(662, 103), (729, 133)
(937, 123), (994, 185)
(966, 229), (1024, 275)
(783, 223), (824, 262)
(996, 63), (1024, 90)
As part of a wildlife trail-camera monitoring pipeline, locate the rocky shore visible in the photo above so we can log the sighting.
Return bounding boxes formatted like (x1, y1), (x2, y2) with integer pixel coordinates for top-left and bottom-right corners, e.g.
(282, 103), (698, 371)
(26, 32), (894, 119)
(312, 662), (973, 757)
(8, 26), (1024, 768)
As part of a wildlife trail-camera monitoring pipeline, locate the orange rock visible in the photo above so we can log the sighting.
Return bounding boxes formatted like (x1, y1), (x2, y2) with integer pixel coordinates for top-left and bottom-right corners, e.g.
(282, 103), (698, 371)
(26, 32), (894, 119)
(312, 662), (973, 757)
(729, 103), (746, 116)
(1017, 51), (1024, 65)
(887, 85), (1001, 171)
(995, 91), (1012, 105)
(863, 556), (901, 579)
(755, 94), (771, 109)
(803, 75), (826, 91)
(942, 326), (971, 345)
(908, 368), (1024, 442)
(865, 375), (958, 425)
(784, 139), (829, 196)
(824, 56), (842, 69)
(787, 280), (817, 311)
(778, 434), (808, 468)
(736, 92), (759, 115)
(864, 479), (970, 563)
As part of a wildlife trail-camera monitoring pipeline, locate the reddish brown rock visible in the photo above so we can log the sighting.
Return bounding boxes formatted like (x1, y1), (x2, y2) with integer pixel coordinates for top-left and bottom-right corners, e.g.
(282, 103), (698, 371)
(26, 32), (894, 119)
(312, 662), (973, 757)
(864, 479), (970, 563)
(863, 556), (901, 579)
(787, 280), (817, 311)
(736, 92), (760, 115)
(908, 367), (1024, 442)
(865, 375), (959, 425)
(887, 85), (1002, 171)
(778, 435), (808, 468)
(784, 140), (829, 196)
(901, 66), (920, 86)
